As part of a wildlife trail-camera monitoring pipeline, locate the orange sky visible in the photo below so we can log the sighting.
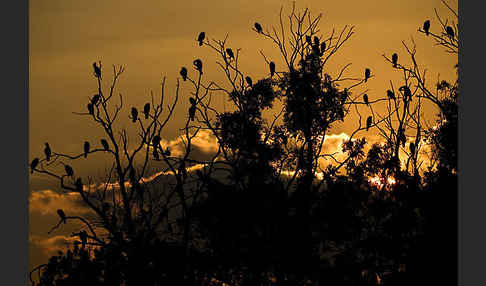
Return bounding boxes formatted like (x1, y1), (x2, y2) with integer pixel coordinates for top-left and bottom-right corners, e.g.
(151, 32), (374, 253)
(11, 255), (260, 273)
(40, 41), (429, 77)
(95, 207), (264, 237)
(29, 0), (457, 271)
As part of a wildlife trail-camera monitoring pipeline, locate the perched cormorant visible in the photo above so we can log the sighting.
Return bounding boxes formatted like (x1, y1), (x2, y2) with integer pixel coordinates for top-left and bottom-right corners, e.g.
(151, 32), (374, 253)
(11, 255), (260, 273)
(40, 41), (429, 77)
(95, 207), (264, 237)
(423, 20), (430, 36)
(254, 22), (263, 33)
(44, 143), (51, 162)
(143, 103), (150, 119)
(197, 32), (205, 46)
(180, 67), (187, 81)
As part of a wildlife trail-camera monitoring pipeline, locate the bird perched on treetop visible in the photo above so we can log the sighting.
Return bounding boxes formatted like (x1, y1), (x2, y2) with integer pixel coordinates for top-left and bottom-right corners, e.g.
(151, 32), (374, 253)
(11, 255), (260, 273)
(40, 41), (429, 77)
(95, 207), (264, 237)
(446, 26), (455, 38)
(364, 68), (371, 82)
(30, 158), (39, 174)
(87, 103), (94, 115)
(57, 209), (67, 224)
(93, 62), (101, 78)
(363, 94), (369, 106)
(131, 107), (138, 123)
(189, 97), (197, 106)
(101, 139), (109, 151)
(392, 53), (398, 68)
(91, 94), (100, 106)
(193, 59), (203, 74)
(180, 67), (187, 81)
(366, 116), (372, 131)
(313, 36), (320, 46)
(83, 141), (90, 158)
(189, 105), (197, 121)
(245, 76), (253, 87)
(254, 22), (263, 34)
(423, 20), (430, 36)
(44, 143), (51, 162)
(143, 103), (150, 119)
(399, 86), (412, 101)
(65, 164), (74, 177)
(197, 32), (205, 46)
(269, 61), (276, 77)
(226, 48), (234, 60)
(387, 90), (395, 100)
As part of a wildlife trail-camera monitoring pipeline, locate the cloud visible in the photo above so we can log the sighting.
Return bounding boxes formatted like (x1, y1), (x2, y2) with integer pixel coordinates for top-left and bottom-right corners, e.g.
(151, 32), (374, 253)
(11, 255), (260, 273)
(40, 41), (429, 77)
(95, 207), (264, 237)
(29, 190), (89, 217)
(161, 129), (219, 161)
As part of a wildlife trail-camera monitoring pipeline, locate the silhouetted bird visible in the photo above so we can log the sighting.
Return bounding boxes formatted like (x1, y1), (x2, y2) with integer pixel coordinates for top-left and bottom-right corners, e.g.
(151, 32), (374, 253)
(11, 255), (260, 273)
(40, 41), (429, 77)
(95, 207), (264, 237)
(193, 59), (203, 74)
(305, 35), (312, 46)
(423, 20), (430, 36)
(131, 107), (138, 123)
(446, 26), (455, 38)
(269, 61), (275, 77)
(101, 139), (109, 151)
(189, 97), (197, 106)
(392, 53), (398, 68)
(87, 103), (94, 115)
(313, 36), (319, 46)
(226, 48), (234, 60)
(30, 158), (39, 174)
(363, 94), (369, 106)
(320, 42), (326, 56)
(197, 32), (205, 46)
(246, 76), (253, 87)
(409, 142), (416, 156)
(65, 164), (74, 177)
(75, 178), (83, 192)
(364, 68), (371, 82)
(44, 143), (51, 162)
(366, 116), (372, 131)
(143, 103), (150, 119)
(189, 105), (197, 121)
(400, 85), (412, 101)
(93, 62), (101, 78)
(254, 22), (263, 33)
(91, 94), (100, 105)
(57, 209), (66, 224)
(180, 67), (188, 81)
(387, 89), (395, 100)
(83, 141), (90, 158)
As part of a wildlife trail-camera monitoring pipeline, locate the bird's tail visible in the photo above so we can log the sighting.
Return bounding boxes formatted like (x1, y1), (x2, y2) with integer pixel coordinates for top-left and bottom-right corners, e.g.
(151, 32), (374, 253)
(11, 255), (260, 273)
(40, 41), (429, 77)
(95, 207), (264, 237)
(199, 41), (203, 46)
(84, 153), (87, 158)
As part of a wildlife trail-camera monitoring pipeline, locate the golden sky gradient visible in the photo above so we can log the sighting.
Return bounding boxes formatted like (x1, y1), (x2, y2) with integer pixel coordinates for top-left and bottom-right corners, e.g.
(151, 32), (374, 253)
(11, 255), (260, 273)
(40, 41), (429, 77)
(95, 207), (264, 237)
(29, 0), (457, 270)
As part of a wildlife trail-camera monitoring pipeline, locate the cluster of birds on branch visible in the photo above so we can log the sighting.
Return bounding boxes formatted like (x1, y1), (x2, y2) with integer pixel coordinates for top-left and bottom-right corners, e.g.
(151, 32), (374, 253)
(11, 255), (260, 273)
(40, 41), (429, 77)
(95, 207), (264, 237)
(422, 19), (455, 38)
